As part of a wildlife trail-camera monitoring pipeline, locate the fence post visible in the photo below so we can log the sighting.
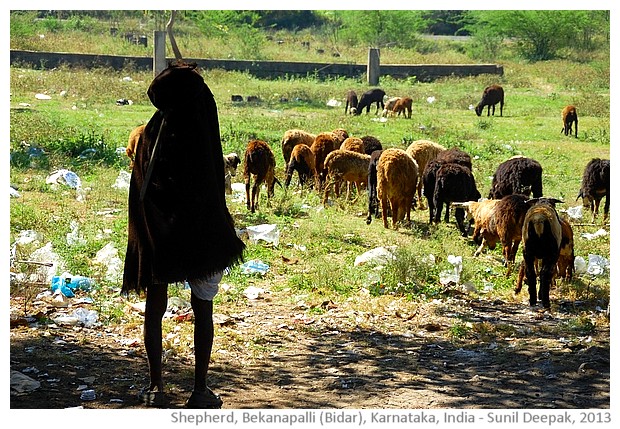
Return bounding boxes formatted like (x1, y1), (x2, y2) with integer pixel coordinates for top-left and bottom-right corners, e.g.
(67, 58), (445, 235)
(153, 30), (167, 77)
(367, 48), (380, 86)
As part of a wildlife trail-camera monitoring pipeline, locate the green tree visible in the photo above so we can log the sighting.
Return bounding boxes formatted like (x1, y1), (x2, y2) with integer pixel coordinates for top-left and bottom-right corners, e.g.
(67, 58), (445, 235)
(465, 10), (609, 61)
(337, 10), (426, 48)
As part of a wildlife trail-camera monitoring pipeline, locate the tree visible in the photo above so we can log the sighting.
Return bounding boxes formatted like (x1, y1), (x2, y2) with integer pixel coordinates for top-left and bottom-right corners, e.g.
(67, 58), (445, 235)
(337, 11), (426, 48)
(465, 10), (609, 61)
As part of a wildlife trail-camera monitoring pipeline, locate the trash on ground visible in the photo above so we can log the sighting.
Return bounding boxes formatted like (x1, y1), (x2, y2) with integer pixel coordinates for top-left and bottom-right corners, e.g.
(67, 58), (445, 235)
(246, 224), (280, 246)
(440, 255), (463, 286)
(581, 228), (607, 240)
(586, 254), (609, 276)
(51, 272), (93, 297)
(326, 98), (341, 107)
(66, 221), (87, 246)
(94, 242), (123, 283)
(354, 246), (397, 267)
(565, 205), (583, 220)
(10, 186), (21, 198)
(46, 169), (82, 189)
(11, 370), (41, 395)
(240, 259), (270, 275)
(243, 285), (268, 299)
(35, 93), (52, 100)
(112, 170), (131, 190)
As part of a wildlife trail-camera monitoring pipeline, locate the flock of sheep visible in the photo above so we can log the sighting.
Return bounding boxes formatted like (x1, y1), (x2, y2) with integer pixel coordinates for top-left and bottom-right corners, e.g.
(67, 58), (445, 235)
(128, 84), (609, 310)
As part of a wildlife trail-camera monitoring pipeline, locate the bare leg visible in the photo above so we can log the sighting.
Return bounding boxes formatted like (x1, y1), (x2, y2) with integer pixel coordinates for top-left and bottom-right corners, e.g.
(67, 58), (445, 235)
(144, 283), (168, 392)
(191, 293), (213, 393)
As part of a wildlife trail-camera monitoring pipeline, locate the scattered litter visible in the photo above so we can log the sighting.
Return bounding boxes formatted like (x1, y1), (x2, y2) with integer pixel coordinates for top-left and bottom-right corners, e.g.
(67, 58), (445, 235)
(240, 260), (270, 275)
(78, 148), (97, 159)
(246, 224), (280, 246)
(326, 98), (341, 107)
(574, 256), (587, 274)
(116, 98), (133, 105)
(73, 308), (99, 327)
(586, 254), (609, 276)
(112, 170), (131, 190)
(468, 104), (475, 110)
(581, 229), (607, 240)
(94, 242), (123, 282)
(66, 220), (87, 246)
(354, 246), (396, 267)
(565, 205), (583, 220)
(427, 96), (436, 104)
(243, 285), (268, 299)
(440, 255), (463, 286)
(10, 186), (21, 198)
(51, 272), (93, 297)
(80, 389), (96, 401)
(371, 117), (388, 123)
(35, 93), (51, 100)
(122, 76), (133, 82)
(46, 169), (81, 189)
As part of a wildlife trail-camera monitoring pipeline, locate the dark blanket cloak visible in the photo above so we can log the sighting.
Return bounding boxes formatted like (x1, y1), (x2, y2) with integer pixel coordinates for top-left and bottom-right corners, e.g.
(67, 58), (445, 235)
(122, 63), (245, 295)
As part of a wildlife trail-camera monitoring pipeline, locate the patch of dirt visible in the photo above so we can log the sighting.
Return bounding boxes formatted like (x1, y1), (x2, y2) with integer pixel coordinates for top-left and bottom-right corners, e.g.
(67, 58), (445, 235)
(10, 289), (610, 410)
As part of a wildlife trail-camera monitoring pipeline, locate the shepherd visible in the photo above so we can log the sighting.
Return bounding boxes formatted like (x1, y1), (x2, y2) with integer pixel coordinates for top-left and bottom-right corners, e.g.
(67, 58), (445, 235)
(122, 61), (245, 408)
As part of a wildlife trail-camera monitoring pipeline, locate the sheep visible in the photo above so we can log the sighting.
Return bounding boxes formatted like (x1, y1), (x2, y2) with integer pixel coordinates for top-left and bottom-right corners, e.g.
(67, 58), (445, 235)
(126, 124), (145, 168)
(515, 198), (564, 308)
(331, 128), (349, 146)
(488, 156), (543, 200)
(223, 152), (241, 195)
(344, 90), (358, 115)
(381, 97), (401, 117)
(311, 132), (340, 189)
(284, 143), (317, 190)
(360, 135), (383, 155)
(422, 147), (474, 224)
(455, 198), (501, 257)
(432, 162), (481, 236)
(355, 88), (386, 115)
(366, 149), (383, 224)
(243, 139), (278, 213)
(391, 97), (413, 119)
(405, 140), (447, 209)
(340, 137), (365, 153)
(561, 105), (578, 138)
(281, 129), (316, 165)
(322, 149), (371, 206)
(376, 148), (418, 229)
(515, 215), (575, 295)
(475, 84), (504, 117)
(577, 158), (610, 223)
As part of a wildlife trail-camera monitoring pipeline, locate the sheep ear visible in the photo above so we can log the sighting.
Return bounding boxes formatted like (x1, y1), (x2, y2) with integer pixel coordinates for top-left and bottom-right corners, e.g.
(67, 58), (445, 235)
(576, 190), (583, 201)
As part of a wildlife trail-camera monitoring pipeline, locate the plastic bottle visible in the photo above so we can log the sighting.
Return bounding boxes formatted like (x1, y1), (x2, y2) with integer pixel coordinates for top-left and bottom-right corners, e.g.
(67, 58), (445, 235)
(51, 274), (93, 297)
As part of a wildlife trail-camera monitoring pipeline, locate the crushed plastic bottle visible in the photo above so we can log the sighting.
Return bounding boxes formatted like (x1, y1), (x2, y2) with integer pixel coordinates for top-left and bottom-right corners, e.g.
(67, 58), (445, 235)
(240, 260), (269, 275)
(51, 274), (93, 297)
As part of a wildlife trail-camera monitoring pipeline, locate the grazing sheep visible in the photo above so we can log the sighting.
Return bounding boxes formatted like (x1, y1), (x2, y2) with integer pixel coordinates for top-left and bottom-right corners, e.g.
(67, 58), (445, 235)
(340, 137), (365, 153)
(284, 143), (317, 190)
(475, 84), (504, 117)
(244, 139), (278, 213)
(223, 152), (241, 195)
(322, 149), (371, 206)
(381, 96), (401, 117)
(561, 105), (578, 138)
(331, 128), (349, 145)
(391, 97), (413, 119)
(405, 140), (447, 209)
(435, 147), (473, 170)
(515, 198), (563, 308)
(578, 158), (610, 223)
(281, 129), (316, 165)
(310, 132), (340, 189)
(455, 199), (501, 256)
(360, 135), (383, 155)
(488, 156), (543, 200)
(355, 88), (386, 115)
(432, 162), (481, 236)
(126, 124), (145, 168)
(366, 149), (383, 224)
(376, 148), (418, 229)
(344, 90), (358, 115)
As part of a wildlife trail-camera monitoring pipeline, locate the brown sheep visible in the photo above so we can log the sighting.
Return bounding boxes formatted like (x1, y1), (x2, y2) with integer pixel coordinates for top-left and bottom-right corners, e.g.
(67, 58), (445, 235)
(126, 124), (145, 168)
(244, 139), (278, 213)
(281, 129), (316, 165)
(331, 128), (349, 146)
(344, 90), (358, 115)
(405, 140), (447, 209)
(284, 143), (317, 190)
(515, 212), (574, 300)
(376, 148), (418, 229)
(475, 84), (504, 117)
(311, 132), (340, 189)
(360, 135), (383, 155)
(455, 199), (501, 257)
(322, 149), (371, 206)
(391, 96), (413, 119)
(561, 105), (578, 138)
(515, 198), (563, 308)
(381, 97), (401, 117)
(340, 137), (365, 153)
(223, 152), (241, 195)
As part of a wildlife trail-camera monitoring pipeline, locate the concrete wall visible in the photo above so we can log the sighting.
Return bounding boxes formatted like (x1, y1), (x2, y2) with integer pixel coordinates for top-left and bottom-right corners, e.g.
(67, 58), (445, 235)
(10, 50), (503, 82)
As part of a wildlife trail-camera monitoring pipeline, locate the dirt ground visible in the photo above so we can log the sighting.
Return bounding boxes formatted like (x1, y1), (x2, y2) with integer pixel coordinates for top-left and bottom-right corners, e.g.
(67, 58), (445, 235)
(10, 287), (610, 410)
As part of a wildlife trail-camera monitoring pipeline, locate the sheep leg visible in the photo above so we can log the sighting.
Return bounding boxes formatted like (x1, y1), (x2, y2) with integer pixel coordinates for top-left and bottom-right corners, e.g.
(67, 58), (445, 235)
(381, 195), (390, 229)
(514, 260), (526, 294)
(391, 199), (400, 230)
(251, 181), (261, 213)
(603, 196), (609, 223)
(524, 257), (539, 306)
(455, 207), (467, 236)
(245, 178), (252, 211)
(539, 261), (555, 309)
(322, 178), (332, 206)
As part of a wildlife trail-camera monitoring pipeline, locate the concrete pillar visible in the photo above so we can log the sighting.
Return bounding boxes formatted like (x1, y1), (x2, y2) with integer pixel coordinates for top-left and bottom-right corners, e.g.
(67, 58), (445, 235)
(153, 31), (167, 77)
(367, 48), (380, 86)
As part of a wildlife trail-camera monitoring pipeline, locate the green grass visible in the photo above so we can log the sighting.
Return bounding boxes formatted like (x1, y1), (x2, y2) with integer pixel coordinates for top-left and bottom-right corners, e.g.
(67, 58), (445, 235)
(9, 24), (610, 322)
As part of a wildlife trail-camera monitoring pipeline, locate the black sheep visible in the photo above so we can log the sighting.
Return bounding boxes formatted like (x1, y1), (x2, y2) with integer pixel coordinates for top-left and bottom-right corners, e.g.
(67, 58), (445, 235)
(366, 149), (383, 224)
(488, 156), (543, 199)
(432, 163), (482, 236)
(475, 84), (504, 117)
(355, 88), (386, 115)
(578, 158), (610, 223)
